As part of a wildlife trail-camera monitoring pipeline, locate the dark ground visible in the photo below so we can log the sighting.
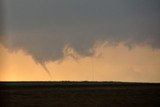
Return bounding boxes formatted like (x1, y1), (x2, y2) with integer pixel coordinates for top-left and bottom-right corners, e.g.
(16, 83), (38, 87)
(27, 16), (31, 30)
(0, 82), (160, 107)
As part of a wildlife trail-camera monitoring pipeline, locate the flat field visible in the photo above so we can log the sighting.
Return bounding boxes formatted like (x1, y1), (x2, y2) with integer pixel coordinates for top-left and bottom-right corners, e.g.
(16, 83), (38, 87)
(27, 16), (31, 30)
(0, 82), (160, 107)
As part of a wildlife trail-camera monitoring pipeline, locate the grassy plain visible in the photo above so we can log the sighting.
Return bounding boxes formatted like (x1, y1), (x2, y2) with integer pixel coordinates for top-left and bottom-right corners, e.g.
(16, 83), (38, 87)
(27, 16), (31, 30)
(0, 82), (160, 107)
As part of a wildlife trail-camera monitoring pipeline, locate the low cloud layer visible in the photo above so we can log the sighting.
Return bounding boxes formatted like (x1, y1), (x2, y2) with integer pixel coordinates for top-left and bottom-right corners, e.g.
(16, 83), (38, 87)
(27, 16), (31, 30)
(2, 0), (160, 64)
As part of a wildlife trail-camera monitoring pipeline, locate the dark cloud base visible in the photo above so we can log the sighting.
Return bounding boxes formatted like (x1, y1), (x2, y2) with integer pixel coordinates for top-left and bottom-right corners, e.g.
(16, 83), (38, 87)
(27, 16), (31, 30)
(2, 0), (160, 64)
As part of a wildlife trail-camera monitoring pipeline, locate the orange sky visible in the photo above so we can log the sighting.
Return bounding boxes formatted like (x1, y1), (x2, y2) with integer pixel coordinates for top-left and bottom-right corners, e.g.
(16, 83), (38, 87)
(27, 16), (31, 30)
(2, 0), (160, 83)
(0, 42), (160, 82)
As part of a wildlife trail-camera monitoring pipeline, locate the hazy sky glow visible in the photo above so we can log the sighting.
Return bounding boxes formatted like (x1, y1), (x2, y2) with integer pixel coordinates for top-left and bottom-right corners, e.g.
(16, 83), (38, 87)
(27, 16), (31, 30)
(0, 0), (160, 82)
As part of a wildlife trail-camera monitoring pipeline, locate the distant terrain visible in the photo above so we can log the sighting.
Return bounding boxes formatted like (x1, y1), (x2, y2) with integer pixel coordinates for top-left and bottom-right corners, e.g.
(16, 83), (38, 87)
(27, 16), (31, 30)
(0, 81), (160, 107)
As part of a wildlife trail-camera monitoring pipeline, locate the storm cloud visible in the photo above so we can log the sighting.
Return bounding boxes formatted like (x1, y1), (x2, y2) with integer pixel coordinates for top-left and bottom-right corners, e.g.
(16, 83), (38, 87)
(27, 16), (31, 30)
(2, 0), (160, 64)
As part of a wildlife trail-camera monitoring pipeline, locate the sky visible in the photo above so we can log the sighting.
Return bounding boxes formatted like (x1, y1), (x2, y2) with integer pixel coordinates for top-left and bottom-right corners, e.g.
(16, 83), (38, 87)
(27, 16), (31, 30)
(0, 0), (160, 82)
